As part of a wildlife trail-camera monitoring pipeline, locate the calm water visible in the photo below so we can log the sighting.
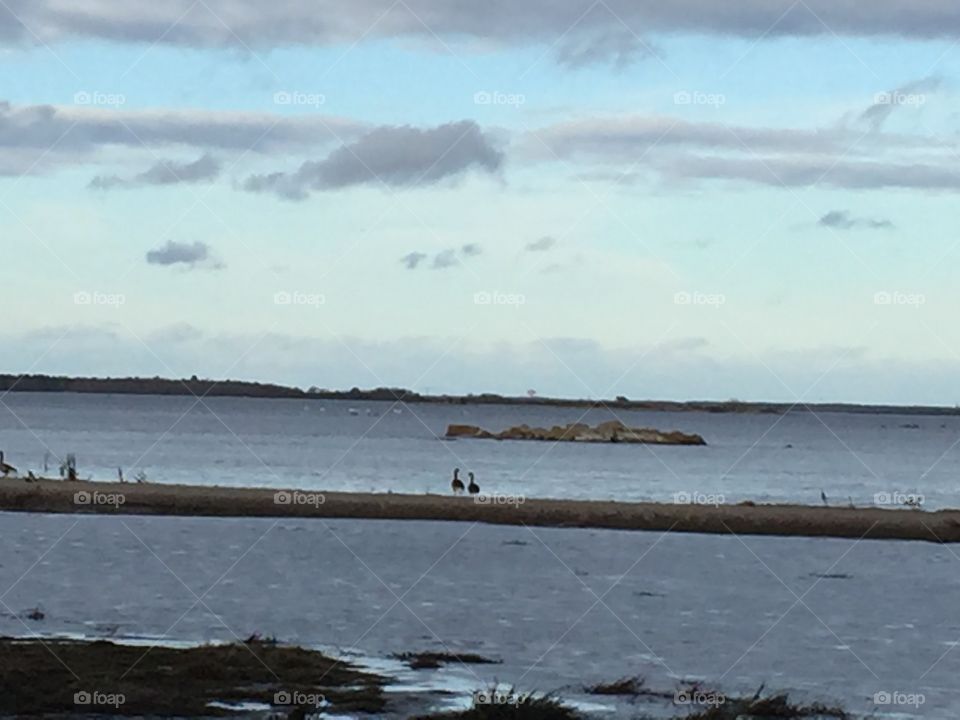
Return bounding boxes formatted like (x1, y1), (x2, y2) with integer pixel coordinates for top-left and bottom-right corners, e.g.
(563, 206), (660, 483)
(0, 392), (955, 507)
(0, 513), (956, 718)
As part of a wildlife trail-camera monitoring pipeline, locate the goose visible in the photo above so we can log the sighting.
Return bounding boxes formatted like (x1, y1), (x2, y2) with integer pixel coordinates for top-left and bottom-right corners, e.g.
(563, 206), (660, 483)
(467, 472), (480, 495)
(820, 490), (828, 506)
(451, 468), (465, 494)
(0, 451), (16, 477)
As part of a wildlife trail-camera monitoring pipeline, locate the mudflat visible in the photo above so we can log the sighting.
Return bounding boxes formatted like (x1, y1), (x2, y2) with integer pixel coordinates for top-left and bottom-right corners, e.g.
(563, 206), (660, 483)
(1, 478), (957, 542)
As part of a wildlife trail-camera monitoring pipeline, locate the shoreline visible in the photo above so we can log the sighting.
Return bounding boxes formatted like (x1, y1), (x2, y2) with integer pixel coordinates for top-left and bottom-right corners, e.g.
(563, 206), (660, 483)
(2, 478), (957, 543)
(4, 373), (960, 416)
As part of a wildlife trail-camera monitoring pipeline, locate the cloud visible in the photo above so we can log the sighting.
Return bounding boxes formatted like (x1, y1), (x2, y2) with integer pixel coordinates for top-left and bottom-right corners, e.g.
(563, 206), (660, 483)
(401, 252), (428, 269)
(0, 100), (365, 176)
(432, 249), (459, 269)
(6, 2), (960, 57)
(818, 210), (895, 230)
(242, 121), (502, 200)
(860, 76), (942, 131)
(146, 240), (221, 269)
(90, 154), (220, 189)
(461, 243), (482, 257)
(525, 236), (557, 252)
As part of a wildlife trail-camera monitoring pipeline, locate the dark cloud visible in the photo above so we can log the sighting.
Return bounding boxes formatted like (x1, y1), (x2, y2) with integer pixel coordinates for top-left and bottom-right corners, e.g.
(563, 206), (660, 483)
(5, 2), (960, 57)
(860, 76), (941, 131)
(525, 236), (556, 252)
(242, 121), (502, 200)
(461, 243), (482, 257)
(432, 249), (459, 269)
(90, 154), (220, 189)
(401, 252), (427, 269)
(0, 101), (364, 176)
(146, 240), (221, 269)
(818, 210), (895, 230)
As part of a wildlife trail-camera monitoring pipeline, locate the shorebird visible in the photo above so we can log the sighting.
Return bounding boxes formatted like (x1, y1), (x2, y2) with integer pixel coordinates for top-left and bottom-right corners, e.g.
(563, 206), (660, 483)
(451, 468), (465, 494)
(0, 451), (16, 477)
(820, 490), (828, 506)
(467, 472), (480, 495)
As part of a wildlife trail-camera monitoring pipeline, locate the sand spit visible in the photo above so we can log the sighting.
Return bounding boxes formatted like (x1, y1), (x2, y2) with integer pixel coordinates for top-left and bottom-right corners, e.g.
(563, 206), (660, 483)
(1, 478), (958, 543)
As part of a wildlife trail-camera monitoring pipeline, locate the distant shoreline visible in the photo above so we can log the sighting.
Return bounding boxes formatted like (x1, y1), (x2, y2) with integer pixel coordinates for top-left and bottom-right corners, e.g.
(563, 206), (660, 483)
(2, 373), (959, 416)
(2, 478), (957, 543)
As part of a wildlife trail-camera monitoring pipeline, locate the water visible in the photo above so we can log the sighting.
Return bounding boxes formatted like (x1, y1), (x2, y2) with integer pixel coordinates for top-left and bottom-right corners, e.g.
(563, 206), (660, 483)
(0, 513), (955, 718)
(0, 392), (956, 507)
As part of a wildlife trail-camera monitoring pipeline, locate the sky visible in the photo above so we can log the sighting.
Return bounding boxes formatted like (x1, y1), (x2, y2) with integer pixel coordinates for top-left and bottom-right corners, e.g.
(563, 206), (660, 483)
(2, 1), (960, 404)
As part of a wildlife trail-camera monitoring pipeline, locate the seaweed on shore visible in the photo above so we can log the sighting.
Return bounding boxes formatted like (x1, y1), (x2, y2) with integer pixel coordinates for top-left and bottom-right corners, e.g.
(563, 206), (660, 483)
(685, 690), (849, 719)
(0, 637), (386, 716)
(408, 688), (581, 720)
(393, 651), (502, 670)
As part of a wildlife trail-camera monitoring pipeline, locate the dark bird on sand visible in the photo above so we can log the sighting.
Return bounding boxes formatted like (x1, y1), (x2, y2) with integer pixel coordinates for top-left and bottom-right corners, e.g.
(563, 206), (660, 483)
(451, 468), (465, 495)
(820, 490), (828, 506)
(467, 472), (480, 495)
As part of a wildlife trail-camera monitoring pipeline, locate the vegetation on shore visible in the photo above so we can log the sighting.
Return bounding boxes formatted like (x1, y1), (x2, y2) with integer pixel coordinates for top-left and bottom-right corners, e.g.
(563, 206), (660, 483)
(4, 373), (960, 416)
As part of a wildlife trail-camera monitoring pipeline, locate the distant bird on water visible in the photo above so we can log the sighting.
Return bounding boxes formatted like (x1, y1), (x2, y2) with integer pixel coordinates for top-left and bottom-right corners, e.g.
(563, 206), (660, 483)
(0, 451), (16, 477)
(467, 472), (480, 495)
(820, 490), (828, 506)
(451, 468), (465, 495)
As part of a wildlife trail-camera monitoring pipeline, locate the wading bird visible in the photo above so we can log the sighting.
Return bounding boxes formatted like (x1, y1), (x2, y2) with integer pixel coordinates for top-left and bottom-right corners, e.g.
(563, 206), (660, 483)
(0, 451), (16, 476)
(451, 468), (465, 494)
(467, 472), (480, 495)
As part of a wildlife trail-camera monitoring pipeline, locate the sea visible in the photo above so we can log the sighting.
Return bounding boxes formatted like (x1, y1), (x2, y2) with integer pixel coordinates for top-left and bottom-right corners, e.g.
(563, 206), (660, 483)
(1, 392), (957, 718)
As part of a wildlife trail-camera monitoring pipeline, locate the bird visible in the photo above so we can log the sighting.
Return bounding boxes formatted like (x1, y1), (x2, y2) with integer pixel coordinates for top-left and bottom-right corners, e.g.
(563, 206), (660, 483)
(0, 451), (17, 477)
(820, 490), (828, 506)
(451, 468), (465, 494)
(467, 472), (480, 495)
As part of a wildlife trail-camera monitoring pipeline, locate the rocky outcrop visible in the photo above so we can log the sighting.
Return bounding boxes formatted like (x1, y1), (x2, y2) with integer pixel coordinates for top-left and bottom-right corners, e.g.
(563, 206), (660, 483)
(444, 419), (706, 445)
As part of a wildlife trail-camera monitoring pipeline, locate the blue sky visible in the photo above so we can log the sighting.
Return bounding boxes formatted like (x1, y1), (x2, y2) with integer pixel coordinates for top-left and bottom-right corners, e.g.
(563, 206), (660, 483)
(3, 1), (960, 403)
